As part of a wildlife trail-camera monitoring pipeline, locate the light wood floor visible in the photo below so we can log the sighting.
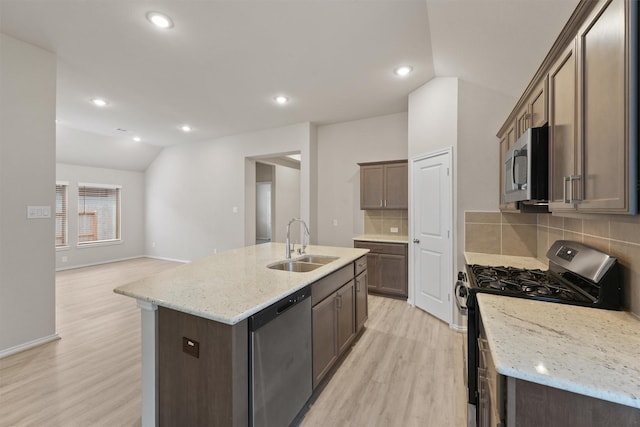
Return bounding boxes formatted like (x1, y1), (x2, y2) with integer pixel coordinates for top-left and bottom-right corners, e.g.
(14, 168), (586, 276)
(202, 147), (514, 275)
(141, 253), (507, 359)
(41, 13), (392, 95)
(0, 258), (467, 427)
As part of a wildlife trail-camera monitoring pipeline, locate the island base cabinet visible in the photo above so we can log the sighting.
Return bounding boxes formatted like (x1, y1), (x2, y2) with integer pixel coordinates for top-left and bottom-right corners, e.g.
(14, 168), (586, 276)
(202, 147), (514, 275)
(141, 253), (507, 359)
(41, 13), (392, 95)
(157, 307), (248, 427)
(312, 280), (355, 389)
(507, 378), (640, 427)
(355, 269), (368, 334)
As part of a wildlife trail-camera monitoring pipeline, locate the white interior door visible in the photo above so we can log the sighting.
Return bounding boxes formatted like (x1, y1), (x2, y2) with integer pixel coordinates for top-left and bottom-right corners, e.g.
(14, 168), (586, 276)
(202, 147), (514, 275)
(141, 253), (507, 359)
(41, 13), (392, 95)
(256, 182), (272, 242)
(412, 149), (452, 324)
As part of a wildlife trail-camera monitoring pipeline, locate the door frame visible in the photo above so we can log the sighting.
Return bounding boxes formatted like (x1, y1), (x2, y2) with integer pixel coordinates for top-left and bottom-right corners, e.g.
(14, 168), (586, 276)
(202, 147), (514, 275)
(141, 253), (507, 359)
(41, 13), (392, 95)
(408, 147), (454, 326)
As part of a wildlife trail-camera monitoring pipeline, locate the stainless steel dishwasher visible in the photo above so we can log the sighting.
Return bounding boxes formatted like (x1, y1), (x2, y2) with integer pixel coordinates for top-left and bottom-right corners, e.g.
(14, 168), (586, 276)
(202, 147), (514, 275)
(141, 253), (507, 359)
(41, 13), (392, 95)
(249, 285), (312, 427)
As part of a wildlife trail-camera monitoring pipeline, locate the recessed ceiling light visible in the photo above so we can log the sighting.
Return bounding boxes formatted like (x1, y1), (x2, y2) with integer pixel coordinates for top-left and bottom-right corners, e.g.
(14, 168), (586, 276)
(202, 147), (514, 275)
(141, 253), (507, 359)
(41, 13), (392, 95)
(394, 66), (413, 77)
(146, 12), (173, 29)
(274, 95), (289, 105)
(91, 98), (108, 107)
(180, 125), (192, 132)
(133, 136), (142, 142)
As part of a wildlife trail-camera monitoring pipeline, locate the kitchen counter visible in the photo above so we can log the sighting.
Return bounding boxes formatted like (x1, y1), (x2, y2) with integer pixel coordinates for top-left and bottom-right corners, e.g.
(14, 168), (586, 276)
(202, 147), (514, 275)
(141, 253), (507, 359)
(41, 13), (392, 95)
(477, 293), (640, 409)
(115, 242), (368, 325)
(353, 234), (409, 244)
(464, 251), (547, 270)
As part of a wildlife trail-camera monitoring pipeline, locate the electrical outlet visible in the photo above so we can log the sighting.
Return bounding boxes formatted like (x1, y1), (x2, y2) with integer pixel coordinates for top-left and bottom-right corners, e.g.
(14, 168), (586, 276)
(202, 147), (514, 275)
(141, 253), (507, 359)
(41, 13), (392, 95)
(332, 219), (338, 226)
(61, 256), (68, 263)
(390, 227), (399, 233)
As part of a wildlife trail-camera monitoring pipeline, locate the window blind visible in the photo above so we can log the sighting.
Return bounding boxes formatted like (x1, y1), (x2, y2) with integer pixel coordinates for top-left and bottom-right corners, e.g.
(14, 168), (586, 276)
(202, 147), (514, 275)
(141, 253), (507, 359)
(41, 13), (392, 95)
(55, 184), (68, 247)
(78, 185), (121, 244)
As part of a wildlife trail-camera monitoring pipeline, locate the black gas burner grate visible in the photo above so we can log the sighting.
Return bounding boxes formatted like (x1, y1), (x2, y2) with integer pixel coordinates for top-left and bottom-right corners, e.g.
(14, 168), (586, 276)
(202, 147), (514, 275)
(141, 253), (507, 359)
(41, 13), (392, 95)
(469, 264), (591, 303)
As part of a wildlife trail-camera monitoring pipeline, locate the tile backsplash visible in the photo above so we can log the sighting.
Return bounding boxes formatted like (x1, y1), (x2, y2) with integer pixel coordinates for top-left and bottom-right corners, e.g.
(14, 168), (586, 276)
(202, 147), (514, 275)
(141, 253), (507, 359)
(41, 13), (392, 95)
(465, 211), (640, 316)
(363, 210), (408, 236)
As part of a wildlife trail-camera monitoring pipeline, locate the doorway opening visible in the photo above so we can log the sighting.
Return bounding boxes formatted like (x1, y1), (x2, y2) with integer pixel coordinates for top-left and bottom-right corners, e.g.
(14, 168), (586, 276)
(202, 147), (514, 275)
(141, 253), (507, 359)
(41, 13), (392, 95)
(253, 154), (301, 245)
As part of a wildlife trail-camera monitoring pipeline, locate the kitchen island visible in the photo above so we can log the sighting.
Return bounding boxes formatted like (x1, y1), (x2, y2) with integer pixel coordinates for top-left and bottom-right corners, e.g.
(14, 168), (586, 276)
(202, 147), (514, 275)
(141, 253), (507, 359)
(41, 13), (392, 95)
(477, 293), (640, 425)
(114, 243), (368, 426)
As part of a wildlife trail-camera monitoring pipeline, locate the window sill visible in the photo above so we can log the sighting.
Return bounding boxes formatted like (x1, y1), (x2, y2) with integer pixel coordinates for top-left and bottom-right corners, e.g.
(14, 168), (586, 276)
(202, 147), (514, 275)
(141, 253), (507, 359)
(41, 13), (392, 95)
(77, 239), (123, 249)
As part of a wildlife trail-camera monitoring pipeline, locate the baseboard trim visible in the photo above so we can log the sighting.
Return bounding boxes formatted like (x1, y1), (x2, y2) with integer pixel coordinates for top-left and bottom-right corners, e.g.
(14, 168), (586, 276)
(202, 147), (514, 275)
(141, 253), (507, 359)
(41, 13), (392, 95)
(145, 255), (190, 264)
(450, 323), (467, 333)
(56, 255), (146, 272)
(0, 333), (61, 359)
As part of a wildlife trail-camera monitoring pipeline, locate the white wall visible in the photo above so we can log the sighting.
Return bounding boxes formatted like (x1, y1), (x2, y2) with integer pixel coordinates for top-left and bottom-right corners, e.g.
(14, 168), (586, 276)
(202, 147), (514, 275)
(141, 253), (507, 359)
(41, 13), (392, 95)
(0, 34), (57, 355)
(407, 77), (516, 327)
(273, 165), (301, 243)
(55, 163), (146, 270)
(145, 123), (313, 262)
(316, 113), (408, 247)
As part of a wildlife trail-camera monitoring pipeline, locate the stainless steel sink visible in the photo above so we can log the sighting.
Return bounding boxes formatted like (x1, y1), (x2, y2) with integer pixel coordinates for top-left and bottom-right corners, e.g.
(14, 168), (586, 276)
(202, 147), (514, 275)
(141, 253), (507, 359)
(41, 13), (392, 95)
(295, 255), (338, 265)
(267, 261), (323, 272)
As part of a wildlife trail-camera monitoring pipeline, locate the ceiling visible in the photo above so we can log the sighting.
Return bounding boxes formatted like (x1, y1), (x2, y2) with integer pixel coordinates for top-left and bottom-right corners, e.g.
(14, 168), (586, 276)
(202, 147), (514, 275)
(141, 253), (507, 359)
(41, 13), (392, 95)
(0, 0), (578, 169)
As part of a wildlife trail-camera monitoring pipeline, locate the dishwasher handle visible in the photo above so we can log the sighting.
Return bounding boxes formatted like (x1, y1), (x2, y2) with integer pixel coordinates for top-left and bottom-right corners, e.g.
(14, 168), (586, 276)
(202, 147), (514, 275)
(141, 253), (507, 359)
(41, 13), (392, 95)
(249, 285), (311, 332)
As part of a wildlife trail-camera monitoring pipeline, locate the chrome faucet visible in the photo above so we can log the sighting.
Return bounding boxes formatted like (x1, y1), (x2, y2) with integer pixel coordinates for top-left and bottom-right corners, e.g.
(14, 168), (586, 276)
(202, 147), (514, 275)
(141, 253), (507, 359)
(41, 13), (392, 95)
(285, 218), (310, 259)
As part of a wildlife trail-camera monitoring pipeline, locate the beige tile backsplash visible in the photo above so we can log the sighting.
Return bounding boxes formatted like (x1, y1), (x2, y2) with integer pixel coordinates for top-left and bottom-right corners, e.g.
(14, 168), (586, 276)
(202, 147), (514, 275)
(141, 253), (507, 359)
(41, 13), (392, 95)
(363, 210), (408, 236)
(466, 211), (640, 315)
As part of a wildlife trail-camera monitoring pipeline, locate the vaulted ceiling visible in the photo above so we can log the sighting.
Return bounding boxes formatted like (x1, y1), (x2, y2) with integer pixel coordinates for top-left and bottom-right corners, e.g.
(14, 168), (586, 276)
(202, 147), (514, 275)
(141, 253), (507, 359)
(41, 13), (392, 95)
(0, 0), (578, 170)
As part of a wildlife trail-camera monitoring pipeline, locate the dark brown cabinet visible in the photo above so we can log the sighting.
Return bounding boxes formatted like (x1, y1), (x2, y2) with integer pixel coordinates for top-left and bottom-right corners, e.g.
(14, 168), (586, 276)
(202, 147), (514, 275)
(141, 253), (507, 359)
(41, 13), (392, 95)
(358, 160), (408, 210)
(499, 0), (637, 215)
(354, 270), (368, 334)
(353, 241), (407, 299)
(311, 260), (365, 389)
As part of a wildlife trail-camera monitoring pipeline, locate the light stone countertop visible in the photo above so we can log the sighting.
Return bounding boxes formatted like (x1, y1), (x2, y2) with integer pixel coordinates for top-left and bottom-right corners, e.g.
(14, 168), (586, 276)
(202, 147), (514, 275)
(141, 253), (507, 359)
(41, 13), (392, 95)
(477, 293), (640, 409)
(114, 243), (368, 325)
(353, 234), (409, 244)
(464, 252), (548, 270)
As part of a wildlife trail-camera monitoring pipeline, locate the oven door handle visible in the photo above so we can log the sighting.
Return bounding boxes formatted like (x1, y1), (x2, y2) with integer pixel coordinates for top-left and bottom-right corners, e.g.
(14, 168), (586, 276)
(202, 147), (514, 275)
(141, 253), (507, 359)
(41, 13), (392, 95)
(454, 281), (468, 315)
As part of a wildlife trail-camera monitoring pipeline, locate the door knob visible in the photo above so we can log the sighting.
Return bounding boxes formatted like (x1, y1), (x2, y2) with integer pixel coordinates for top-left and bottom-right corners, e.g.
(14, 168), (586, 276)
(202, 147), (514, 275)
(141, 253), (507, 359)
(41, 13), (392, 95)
(413, 239), (420, 244)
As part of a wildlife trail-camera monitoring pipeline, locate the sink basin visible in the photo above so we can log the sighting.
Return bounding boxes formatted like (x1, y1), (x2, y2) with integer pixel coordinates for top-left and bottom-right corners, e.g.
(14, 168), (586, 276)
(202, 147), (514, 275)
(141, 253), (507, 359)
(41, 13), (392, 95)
(295, 255), (338, 265)
(267, 261), (323, 272)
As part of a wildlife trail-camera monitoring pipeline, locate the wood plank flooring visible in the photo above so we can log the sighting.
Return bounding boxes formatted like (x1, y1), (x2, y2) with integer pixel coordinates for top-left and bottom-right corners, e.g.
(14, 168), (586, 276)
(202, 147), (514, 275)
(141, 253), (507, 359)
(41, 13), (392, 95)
(0, 258), (467, 427)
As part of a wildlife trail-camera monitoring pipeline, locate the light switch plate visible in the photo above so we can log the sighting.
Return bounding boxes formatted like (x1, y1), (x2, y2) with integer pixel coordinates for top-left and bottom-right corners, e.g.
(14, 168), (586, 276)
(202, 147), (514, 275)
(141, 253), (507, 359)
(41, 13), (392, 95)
(27, 205), (51, 219)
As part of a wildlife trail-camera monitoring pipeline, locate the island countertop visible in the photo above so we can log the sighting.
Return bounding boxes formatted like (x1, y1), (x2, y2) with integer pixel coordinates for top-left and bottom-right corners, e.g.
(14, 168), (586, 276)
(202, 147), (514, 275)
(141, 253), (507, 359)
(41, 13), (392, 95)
(114, 243), (368, 325)
(477, 293), (640, 409)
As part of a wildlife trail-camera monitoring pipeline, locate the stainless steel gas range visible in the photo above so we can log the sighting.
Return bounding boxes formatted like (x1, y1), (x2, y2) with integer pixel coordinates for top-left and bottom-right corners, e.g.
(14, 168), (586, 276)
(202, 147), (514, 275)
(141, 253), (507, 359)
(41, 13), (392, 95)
(458, 240), (623, 427)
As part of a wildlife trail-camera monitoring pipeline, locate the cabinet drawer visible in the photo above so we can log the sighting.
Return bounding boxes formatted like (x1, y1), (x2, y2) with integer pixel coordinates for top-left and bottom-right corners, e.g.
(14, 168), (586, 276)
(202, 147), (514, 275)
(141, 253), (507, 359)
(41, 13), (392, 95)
(354, 256), (367, 276)
(312, 264), (353, 306)
(354, 241), (407, 255)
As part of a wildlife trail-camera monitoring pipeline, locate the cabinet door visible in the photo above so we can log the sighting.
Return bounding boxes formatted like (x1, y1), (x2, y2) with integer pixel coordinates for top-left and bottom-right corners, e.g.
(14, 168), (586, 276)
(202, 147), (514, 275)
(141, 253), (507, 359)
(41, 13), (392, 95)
(355, 270), (368, 333)
(548, 42), (578, 211)
(336, 281), (355, 355)
(360, 165), (384, 209)
(530, 77), (548, 128)
(384, 163), (408, 209)
(516, 105), (529, 138)
(312, 295), (338, 389)
(365, 253), (379, 293)
(378, 253), (407, 298)
(577, 0), (629, 212)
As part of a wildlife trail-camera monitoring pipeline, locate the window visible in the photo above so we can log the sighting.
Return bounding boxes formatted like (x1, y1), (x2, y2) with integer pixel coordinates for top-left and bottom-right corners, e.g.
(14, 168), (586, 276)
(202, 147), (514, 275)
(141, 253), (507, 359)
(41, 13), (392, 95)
(78, 184), (121, 244)
(55, 183), (68, 247)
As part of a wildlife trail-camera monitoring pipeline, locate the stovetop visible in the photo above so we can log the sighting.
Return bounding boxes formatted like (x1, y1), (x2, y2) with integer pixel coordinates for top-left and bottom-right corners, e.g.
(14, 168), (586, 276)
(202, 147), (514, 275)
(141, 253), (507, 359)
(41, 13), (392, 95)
(468, 264), (594, 304)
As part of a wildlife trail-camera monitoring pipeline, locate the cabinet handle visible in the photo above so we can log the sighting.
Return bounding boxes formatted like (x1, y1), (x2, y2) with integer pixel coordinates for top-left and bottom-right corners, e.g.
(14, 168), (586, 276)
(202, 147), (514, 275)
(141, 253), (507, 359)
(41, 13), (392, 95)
(563, 176), (571, 203)
(356, 278), (361, 292)
(384, 200), (387, 207)
(336, 294), (342, 310)
(380, 200), (383, 207)
(570, 175), (582, 202)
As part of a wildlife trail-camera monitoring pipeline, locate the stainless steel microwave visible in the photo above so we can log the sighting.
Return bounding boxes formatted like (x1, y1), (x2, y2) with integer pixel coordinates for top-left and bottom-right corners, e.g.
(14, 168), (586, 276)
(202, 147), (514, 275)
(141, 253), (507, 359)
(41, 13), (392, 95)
(503, 126), (549, 204)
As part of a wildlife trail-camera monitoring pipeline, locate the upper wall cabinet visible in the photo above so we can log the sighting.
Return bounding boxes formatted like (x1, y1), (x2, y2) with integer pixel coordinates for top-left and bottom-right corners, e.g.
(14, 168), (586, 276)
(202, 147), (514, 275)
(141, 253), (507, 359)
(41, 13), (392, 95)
(516, 78), (549, 139)
(359, 160), (408, 210)
(498, 0), (638, 215)
(550, 0), (636, 213)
